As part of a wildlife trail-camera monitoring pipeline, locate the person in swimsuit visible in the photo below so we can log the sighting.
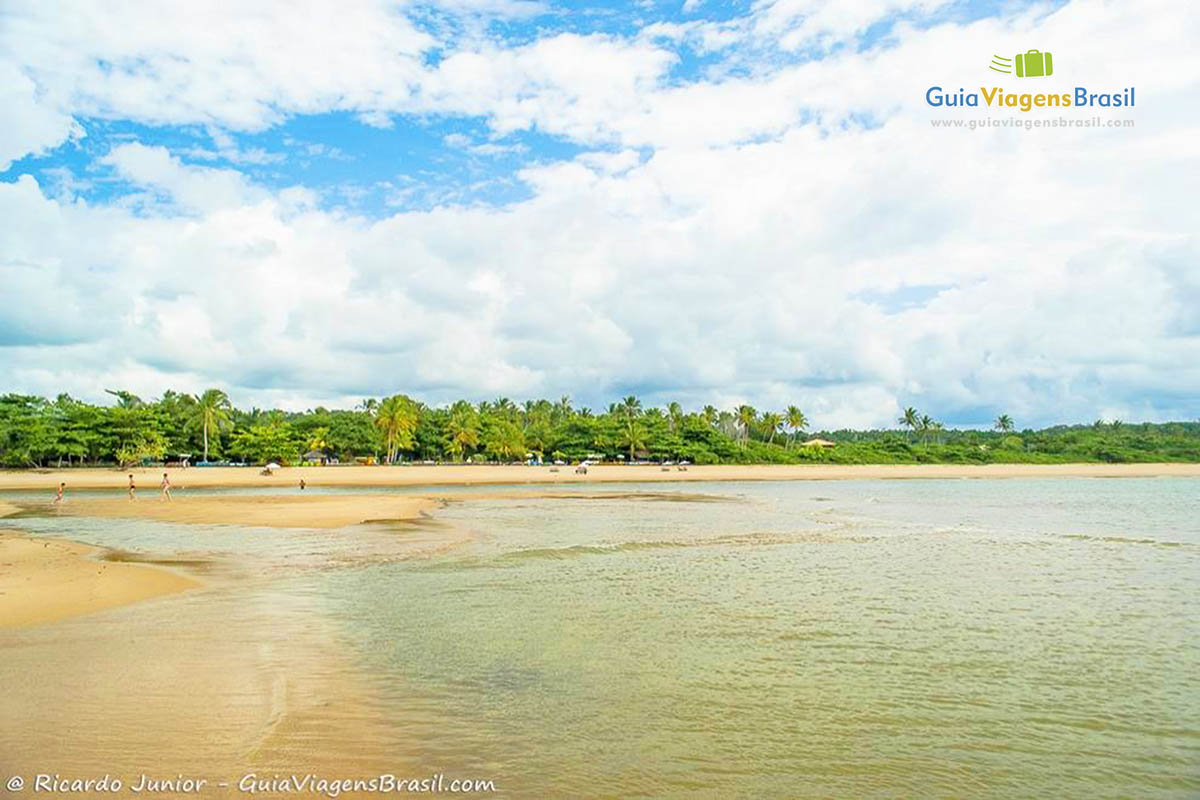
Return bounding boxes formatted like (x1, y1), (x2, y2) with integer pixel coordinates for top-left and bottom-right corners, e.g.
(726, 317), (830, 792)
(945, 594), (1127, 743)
(299, 478), (306, 490)
(160, 472), (172, 501)
(128, 474), (136, 501)
(53, 482), (65, 504)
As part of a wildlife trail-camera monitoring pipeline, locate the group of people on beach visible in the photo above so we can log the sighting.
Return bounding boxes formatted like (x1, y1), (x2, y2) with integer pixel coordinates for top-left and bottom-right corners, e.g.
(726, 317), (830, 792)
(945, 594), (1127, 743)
(51, 472), (172, 505)
(52, 471), (312, 505)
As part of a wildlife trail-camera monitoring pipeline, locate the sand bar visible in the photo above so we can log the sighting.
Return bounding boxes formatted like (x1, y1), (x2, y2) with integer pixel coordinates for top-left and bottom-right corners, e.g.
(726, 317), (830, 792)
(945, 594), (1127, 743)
(0, 530), (200, 627)
(0, 462), (1197, 493)
(44, 493), (440, 529)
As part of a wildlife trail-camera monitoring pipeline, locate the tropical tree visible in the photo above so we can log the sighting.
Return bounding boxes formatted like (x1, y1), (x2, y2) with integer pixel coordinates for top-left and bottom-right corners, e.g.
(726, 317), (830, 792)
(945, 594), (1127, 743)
(619, 417), (647, 461)
(667, 402), (684, 432)
(613, 396), (644, 460)
(228, 422), (298, 465)
(306, 426), (330, 457)
(736, 405), (758, 444)
(918, 414), (936, 446)
(492, 397), (517, 423)
(482, 417), (525, 462)
(554, 395), (572, 421)
(375, 394), (420, 463)
(105, 389), (144, 408)
(444, 401), (480, 461)
(761, 412), (784, 444)
(190, 388), (234, 462)
(785, 405), (808, 447)
(994, 414), (1014, 432)
(620, 395), (642, 419)
(898, 407), (920, 439)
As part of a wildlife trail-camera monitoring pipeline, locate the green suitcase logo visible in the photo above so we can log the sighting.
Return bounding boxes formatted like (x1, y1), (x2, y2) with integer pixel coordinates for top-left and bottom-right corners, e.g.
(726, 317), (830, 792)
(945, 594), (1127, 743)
(1016, 49), (1053, 77)
(989, 50), (1054, 77)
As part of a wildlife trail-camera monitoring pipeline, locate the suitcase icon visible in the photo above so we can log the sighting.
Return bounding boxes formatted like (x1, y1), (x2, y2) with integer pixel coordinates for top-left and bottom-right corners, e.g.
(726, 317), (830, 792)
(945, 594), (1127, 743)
(1015, 49), (1053, 78)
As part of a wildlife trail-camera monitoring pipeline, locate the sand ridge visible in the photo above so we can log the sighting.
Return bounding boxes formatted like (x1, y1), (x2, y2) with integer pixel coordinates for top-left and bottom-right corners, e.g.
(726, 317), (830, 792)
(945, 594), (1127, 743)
(45, 493), (440, 529)
(0, 530), (200, 628)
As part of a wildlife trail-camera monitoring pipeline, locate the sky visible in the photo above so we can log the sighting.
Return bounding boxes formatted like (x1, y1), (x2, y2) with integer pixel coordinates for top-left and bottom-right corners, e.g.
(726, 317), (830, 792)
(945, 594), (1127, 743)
(1, 0), (1197, 429)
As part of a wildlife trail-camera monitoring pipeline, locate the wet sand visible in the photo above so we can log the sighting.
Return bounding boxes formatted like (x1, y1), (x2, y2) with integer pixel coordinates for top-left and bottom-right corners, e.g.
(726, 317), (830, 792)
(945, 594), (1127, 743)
(1, 462), (1197, 493)
(49, 493), (439, 529)
(0, 530), (199, 627)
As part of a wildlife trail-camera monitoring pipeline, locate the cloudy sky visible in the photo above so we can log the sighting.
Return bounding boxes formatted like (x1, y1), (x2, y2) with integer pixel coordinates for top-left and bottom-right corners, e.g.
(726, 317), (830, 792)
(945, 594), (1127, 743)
(2, 0), (1197, 428)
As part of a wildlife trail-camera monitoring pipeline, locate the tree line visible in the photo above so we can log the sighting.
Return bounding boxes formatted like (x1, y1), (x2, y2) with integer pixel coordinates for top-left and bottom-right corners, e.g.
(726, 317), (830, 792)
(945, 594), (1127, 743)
(0, 389), (1197, 468)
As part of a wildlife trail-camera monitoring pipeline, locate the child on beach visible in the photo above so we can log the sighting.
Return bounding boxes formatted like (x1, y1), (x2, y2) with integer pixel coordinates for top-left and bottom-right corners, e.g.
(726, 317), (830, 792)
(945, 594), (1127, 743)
(53, 482), (65, 504)
(160, 472), (172, 501)
(128, 474), (136, 500)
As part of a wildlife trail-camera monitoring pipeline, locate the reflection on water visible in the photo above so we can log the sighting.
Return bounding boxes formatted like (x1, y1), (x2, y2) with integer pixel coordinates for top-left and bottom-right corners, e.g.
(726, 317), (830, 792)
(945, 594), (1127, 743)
(2, 479), (1198, 798)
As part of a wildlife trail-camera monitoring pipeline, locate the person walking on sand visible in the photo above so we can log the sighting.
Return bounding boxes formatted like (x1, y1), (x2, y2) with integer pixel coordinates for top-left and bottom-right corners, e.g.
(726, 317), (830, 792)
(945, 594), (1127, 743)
(160, 472), (172, 501)
(128, 474), (136, 501)
(53, 482), (65, 505)
(300, 478), (306, 491)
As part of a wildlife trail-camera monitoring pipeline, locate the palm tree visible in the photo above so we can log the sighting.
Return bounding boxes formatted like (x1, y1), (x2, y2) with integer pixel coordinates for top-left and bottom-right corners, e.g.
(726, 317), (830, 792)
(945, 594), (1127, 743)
(620, 418), (646, 461)
(375, 394), (419, 464)
(105, 389), (144, 408)
(994, 414), (1014, 432)
(190, 389), (233, 462)
(735, 405), (758, 445)
(761, 412), (784, 444)
(785, 405), (808, 448)
(918, 414), (935, 446)
(701, 405), (718, 427)
(667, 402), (684, 432)
(445, 401), (480, 461)
(898, 407), (919, 439)
(492, 397), (516, 422)
(555, 395), (572, 421)
(620, 395), (642, 419)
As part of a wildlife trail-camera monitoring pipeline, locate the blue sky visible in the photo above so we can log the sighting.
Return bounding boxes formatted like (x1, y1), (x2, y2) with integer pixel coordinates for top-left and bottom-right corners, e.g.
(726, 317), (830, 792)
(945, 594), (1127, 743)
(1, 0), (1196, 427)
(1, 0), (1066, 217)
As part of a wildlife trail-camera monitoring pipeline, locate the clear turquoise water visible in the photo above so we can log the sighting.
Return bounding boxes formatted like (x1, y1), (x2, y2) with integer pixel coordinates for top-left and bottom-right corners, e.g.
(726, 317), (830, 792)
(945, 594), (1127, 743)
(4, 478), (1199, 797)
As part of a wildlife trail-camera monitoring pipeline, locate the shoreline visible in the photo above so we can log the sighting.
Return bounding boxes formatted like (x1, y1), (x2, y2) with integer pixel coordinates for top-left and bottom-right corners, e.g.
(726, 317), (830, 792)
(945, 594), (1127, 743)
(0, 529), (200, 628)
(1, 462), (1198, 492)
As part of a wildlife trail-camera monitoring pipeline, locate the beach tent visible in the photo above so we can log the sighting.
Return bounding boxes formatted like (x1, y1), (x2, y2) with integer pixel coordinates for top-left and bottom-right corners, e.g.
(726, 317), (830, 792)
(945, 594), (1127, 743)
(265, 461), (282, 469)
(800, 438), (836, 448)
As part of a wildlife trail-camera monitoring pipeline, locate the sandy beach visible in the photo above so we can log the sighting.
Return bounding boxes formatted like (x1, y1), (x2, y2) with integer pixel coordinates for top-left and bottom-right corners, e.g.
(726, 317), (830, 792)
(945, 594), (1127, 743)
(0, 529), (199, 627)
(1, 462), (1197, 493)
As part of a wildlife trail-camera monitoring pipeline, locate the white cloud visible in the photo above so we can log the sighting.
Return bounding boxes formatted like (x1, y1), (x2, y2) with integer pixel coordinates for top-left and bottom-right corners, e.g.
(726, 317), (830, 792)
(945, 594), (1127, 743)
(100, 143), (269, 213)
(1, 0), (1198, 425)
(0, 60), (83, 170)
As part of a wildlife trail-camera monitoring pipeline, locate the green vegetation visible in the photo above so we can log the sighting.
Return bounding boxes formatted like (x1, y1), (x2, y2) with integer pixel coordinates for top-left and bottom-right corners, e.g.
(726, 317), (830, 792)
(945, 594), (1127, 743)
(0, 390), (1197, 468)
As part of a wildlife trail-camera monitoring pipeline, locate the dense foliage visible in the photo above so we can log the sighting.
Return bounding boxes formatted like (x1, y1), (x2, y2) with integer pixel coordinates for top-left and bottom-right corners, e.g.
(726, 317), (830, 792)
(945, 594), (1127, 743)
(1, 390), (1197, 468)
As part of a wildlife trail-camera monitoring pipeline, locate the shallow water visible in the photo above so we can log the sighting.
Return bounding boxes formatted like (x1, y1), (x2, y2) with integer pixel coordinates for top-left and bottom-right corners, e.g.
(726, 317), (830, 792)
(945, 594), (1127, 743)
(2, 478), (1198, 797)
